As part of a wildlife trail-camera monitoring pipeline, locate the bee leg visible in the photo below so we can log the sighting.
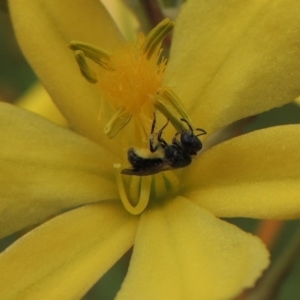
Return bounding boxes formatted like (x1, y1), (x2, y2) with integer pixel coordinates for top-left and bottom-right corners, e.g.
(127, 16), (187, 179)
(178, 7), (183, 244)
(149, 112), (158, 152)
(157, 119), (169, 149)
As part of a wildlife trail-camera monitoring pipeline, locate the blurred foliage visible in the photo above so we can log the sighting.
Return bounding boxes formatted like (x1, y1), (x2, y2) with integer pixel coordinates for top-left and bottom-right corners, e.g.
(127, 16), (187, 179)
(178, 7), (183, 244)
(0, 7), (37, 102)
(0, 0), (8, 12)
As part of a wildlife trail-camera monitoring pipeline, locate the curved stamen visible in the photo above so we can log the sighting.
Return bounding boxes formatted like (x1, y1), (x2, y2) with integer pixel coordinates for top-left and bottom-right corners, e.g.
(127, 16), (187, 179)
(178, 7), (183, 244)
(154, 89), (193, 132)
(70, 41), (114, 70)
(142, 18), (174, 60)
(74, 50), (98, 83)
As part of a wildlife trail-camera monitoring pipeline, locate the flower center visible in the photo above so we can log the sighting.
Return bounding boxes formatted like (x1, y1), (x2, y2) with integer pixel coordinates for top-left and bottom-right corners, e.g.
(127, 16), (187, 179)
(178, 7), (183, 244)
(70, 19), (194, 214)
(98, 35), (167, 116)
(70, 19), (192, 139)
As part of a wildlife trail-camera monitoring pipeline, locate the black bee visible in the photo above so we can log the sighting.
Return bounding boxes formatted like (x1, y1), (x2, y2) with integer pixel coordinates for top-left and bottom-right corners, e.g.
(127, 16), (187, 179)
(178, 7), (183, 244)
(121, 114), (206, 176)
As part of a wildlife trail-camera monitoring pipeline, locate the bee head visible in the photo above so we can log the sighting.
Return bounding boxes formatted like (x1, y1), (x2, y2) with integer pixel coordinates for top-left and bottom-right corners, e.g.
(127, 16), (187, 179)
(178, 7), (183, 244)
(180, 130), (202, 155)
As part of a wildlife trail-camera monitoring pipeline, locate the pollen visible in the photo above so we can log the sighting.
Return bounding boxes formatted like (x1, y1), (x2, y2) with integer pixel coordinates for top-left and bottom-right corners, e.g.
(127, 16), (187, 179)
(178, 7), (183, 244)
(97, 33), (167, 117)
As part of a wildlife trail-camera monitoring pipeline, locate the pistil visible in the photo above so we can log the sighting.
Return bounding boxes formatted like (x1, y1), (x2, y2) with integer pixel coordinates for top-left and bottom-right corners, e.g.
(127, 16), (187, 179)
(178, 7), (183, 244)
(114, 164), (152, 215)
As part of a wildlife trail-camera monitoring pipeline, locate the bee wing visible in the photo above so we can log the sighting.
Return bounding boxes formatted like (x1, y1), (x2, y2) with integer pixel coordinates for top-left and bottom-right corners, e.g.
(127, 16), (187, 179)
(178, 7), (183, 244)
(121, 162), (173, 176)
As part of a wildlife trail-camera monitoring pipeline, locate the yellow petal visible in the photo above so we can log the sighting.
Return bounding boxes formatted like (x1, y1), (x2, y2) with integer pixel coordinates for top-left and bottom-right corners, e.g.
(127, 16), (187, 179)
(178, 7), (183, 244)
(182, 125), (300, 219)
(9, 0), (123, 146)
(101, 0), (139, 41)
(0, 202), (138, 300)
(17, 83), (68, 127)
(116, 196), (269, 300)
(0, 103), (118, 238)
(167, 0), (300, 134)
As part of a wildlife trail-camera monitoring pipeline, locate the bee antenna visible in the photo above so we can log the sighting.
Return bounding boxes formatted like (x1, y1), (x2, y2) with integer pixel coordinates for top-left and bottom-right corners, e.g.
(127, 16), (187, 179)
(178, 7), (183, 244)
(196, 128), (207, 137)
(180, 118), (193, 132)
(161, 119), (170, 132)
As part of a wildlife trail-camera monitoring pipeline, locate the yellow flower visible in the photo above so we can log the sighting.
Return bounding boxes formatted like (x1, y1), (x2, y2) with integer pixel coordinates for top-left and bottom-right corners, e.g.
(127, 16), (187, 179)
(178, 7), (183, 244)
(1, 0), (300, 299)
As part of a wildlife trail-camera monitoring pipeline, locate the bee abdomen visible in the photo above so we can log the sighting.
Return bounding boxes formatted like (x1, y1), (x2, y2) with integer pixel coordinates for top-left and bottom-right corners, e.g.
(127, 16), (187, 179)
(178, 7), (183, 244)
(128, 148), (164, 170)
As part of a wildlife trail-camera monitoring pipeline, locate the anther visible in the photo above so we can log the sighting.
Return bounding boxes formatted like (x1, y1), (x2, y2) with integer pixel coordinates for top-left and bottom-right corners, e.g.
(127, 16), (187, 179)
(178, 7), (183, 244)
(154, 89), (193, 132)
(70, 41), (114, 70)
(142, 18), (174, 60)
(159, 89), (190, 121)
(74, 50), (98, 83)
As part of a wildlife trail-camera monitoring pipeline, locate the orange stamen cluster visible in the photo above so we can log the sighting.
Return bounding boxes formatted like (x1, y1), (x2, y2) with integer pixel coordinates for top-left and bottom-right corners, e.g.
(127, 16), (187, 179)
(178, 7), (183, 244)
(96, 34), (167, 118)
